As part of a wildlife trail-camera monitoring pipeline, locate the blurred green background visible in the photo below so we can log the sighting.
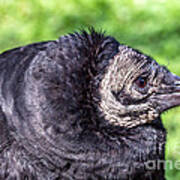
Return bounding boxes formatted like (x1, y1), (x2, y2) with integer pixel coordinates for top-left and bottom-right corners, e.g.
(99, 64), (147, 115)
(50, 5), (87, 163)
(0, 0), (180, 179)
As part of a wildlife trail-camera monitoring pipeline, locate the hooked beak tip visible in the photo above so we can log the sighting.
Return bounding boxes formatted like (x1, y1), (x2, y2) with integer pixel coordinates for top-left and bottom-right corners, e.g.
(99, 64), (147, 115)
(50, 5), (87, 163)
(156, 72), (180, 112)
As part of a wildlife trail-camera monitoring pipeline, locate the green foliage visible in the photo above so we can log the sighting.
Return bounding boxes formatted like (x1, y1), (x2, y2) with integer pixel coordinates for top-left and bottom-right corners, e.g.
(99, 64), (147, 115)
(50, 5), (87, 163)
(0, 0), (180, 179)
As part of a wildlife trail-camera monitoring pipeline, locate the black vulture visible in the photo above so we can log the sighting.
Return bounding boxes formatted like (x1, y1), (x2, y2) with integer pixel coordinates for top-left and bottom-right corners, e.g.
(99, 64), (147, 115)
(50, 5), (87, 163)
(0, 29), (180, 180)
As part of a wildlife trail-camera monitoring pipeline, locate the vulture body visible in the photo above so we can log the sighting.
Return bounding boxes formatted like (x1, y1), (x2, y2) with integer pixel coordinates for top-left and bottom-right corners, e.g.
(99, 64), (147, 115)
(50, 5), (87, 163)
(0, 29), (180, 180)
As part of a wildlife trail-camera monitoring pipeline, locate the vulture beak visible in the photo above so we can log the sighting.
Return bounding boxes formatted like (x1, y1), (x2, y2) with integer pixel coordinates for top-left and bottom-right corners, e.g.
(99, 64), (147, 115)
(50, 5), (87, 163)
(157, 72), (180, 112)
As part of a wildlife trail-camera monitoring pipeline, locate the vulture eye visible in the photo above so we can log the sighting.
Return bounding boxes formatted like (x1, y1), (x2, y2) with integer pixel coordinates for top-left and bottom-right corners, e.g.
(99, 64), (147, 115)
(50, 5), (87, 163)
(135, 76), (147, 89)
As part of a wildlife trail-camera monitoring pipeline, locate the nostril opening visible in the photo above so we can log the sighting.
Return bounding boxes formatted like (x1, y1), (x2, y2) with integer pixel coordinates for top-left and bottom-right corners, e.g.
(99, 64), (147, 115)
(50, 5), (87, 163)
(174, 81), (180, 86)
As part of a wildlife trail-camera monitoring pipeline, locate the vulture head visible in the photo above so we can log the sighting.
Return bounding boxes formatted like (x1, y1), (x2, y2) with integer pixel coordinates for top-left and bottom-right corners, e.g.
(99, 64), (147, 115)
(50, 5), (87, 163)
(97, 45), (180, 128)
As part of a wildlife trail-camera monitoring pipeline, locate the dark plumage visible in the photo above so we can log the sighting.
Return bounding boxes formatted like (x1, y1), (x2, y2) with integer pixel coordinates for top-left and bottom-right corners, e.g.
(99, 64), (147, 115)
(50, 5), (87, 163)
(0, 29), (180, 180)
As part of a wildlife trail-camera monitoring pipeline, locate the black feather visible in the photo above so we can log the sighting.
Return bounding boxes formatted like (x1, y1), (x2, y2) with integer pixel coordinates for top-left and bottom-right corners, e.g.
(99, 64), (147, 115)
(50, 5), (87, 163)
(0, 28), (168, 180)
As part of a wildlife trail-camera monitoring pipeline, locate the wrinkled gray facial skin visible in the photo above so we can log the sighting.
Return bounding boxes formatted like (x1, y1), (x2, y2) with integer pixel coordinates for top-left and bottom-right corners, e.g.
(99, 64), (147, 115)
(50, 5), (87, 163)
(98, 45), (180, 128)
